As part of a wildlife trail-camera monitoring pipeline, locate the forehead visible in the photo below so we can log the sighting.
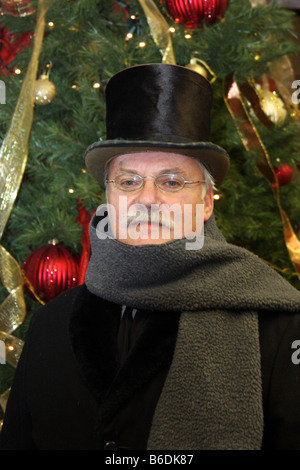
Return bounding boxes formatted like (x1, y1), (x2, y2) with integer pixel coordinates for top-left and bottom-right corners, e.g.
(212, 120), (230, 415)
(108, 151), (203, 175)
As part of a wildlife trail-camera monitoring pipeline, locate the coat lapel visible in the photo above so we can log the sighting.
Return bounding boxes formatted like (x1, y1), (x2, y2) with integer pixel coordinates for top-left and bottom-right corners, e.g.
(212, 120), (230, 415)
(69, 285), (179, 423)
(69, 285), (121, 403)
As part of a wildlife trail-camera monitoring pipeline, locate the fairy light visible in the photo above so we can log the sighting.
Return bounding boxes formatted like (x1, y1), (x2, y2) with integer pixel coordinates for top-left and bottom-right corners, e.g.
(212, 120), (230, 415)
(185, 33), (192, 39)
(139, 41), (146, 48)
(8, 345), (14, 351)
(93, 82), (101, 89)
(14, 68), (21, 75)
(48, 21), (54, 28)
(169, 27), (175, 33)
(213, 194), (221, 200)
(68, 188), (74, 194)
(126, 32), (133, 40)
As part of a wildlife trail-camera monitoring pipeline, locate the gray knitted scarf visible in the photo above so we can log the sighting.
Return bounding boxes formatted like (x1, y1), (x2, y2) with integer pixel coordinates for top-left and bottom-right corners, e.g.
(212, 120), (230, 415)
(85, 212), (300, 450)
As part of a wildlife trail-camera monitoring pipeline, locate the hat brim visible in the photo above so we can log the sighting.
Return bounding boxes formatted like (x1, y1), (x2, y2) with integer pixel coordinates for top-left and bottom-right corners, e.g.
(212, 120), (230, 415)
(84, 140), (230, 188)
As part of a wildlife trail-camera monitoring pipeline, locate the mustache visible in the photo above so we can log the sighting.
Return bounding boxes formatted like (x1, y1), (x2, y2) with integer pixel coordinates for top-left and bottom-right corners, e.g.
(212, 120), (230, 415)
(121, 205), (175, 229)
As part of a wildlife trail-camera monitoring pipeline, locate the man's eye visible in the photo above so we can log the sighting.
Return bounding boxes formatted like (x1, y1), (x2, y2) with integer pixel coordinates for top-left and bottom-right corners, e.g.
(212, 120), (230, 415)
(118, 175), (141, 188)
(158, 176), (182, 188)
(165, 180), (180, 186)
(122, 179), (136, 186)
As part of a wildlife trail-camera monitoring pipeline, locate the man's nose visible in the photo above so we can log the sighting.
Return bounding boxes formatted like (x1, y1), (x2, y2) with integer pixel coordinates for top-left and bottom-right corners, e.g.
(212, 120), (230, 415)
(134, 177), (162, 206)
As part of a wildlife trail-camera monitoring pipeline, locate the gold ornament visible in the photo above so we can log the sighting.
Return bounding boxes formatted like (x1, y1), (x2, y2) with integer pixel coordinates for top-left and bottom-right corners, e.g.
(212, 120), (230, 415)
(34, 72), (56, 105)
(186, 58), (208, 79)
(185, 58), (216, 84)
(255, 84), (287, 126)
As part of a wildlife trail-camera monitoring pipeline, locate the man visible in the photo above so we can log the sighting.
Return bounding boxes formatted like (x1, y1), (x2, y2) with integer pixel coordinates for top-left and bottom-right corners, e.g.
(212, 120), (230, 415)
(1, 63), (300, 450)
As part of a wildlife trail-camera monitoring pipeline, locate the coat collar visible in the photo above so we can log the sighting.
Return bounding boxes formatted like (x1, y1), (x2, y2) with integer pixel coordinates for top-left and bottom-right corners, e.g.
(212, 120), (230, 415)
(68, 284), (179, 423)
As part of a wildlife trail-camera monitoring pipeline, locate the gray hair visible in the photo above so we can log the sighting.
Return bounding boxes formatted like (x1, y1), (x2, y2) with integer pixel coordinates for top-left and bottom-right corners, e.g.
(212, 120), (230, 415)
(104, 156), (216, 200)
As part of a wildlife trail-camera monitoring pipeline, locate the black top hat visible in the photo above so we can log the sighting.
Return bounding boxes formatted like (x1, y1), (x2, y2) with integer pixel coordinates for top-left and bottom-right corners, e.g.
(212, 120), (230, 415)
(84, 63), (230, 186)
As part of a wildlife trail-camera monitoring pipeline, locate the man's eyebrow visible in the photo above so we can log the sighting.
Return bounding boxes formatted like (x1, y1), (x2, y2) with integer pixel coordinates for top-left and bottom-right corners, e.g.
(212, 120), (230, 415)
(114, 167), (140, 174)
(157, 168), (187, 175)
(114, 167), (188, 176)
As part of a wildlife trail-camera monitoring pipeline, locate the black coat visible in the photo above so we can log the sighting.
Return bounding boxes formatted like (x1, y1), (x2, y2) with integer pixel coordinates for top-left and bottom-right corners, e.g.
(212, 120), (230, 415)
(1, 284), (300, 450)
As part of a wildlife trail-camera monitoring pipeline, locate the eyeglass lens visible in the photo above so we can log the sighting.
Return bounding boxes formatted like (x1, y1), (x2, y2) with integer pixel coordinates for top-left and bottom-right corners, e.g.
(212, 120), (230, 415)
(114, 174), (185, 192)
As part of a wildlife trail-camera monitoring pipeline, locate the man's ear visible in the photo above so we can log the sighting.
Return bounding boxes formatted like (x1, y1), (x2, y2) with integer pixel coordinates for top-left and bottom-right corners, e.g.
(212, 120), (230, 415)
(203, 185), (214, 221)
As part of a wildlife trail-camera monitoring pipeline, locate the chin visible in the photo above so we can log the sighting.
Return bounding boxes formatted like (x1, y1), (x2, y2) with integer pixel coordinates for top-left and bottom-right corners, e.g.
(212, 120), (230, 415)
(117, 236), (175, 246)
(116, 223), (176, 246)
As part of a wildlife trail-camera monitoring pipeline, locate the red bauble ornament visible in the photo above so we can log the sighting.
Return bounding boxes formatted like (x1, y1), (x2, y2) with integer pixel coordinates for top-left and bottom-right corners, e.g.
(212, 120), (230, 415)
(273, 163), (293, 186)
(0, 27), (32, 76)
(22, 242), (79, 303)
(165, 0), (228, 29)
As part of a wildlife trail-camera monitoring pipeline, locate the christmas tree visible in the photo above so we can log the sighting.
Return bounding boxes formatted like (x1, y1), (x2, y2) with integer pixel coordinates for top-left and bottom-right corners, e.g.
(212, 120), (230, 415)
(1, 0), (300, 421)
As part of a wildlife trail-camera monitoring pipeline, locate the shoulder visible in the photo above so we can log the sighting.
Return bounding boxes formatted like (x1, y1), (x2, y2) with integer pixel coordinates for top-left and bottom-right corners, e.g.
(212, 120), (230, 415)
(27, 284), (99, 339)
(19, 284), (109, 374)
(258, 311), (300, 449)
(36, 283), (88, 313)
(26, 284), (117, 344)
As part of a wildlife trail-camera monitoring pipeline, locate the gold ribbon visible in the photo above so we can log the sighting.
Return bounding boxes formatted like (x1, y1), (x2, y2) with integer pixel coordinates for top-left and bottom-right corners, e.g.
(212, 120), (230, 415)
(0, 389), (10, 416)
(224, 73), (300, 278)
(268, 56), (299, 119)
(0, 245), (26, 333)
(0, 0), (52, 418)
(248, 0), (299, 118)
(138, 0), (176, 64)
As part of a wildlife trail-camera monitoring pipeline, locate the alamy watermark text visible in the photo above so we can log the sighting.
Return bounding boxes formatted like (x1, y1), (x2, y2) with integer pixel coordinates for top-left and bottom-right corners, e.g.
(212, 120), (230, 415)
(292, 80), (300, 105)
(95, 200), (205, 250)
(0, 80), (6, 104)
(0, 340), (5, 364)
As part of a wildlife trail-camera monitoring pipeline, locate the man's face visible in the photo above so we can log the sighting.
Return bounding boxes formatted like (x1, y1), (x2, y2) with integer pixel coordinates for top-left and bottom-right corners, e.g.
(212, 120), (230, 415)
(106, 152), (214, 246)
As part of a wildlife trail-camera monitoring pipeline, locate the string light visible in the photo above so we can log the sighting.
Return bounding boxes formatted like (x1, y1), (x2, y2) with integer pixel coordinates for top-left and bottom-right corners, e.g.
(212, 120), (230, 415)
(213, 194), (221, 200)
(139, 41), (146, 48)
(169, 27), (176, 33)
(48, 21), (54, 28)
(14, 68), (21, 75)
(185, 33), (192, 39)
(68, 188), (74, 194)
(126, 32), (133, 40)
(93, 82), (101, 89)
